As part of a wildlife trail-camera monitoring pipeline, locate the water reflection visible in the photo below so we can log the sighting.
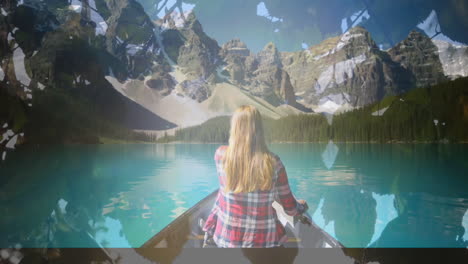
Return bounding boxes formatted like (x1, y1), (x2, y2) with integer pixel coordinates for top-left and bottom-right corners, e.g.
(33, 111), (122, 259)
(368, 192), (468, 248)
(311, 198), (336, 238)
(321, 186), (377, 247)
(272, 143), (468, 248)
(463, 210), (468, 243)
(321, 140), (339, 169)
(368, 193), (397, 246)
(0, 144), (219, 248)
(0, 143), (467, 248)
(93, 217), (131, 248)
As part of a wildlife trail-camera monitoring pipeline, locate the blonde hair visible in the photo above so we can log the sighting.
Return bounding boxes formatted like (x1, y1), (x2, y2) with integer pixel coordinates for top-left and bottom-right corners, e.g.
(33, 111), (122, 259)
(223, 105), (275, 193)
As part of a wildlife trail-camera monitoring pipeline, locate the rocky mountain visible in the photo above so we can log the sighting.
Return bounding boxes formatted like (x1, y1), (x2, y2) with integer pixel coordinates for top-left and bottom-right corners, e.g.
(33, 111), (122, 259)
(219, 38), (253, 84)
(281, 27), (416, 112)
(219, 40), (307, 110)
(83, 4), (468, 110)
(158, 11), (220, 79)
(104, 0), (161, 78)
(0, 0), (176, 149)
(242, 42), (296, 107)
(388, 31), (447, 88)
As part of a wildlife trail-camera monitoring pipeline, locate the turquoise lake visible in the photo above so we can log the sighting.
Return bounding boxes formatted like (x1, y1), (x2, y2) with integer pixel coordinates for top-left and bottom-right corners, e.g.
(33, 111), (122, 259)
(0, 143), (467, 248)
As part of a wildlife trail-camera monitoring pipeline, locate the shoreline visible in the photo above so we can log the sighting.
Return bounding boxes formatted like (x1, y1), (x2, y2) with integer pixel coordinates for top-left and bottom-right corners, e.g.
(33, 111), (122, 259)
(12, 139), (468, 146)
(155, 140), (468, 144)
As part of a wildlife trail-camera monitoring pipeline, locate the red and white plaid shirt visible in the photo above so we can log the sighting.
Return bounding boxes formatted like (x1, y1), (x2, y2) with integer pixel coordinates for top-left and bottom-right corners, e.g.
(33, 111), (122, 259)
(202, 145), (303, 247)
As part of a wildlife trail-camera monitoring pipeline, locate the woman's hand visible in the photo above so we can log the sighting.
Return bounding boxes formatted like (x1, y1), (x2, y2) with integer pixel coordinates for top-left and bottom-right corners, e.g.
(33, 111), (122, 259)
(297, 199), (306, 205)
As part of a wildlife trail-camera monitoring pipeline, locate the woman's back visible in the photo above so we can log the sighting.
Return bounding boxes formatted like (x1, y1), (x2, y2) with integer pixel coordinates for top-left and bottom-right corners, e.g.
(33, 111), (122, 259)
(203, 145), (303, 247)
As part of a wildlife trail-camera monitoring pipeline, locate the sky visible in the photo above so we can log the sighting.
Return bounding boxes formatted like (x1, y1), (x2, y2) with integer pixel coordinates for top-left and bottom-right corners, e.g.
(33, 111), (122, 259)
(137, 0), (468, 53)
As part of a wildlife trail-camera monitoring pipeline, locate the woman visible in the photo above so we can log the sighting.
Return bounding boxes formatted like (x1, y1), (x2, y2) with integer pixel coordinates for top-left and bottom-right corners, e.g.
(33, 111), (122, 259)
(202, 105), (307, 248)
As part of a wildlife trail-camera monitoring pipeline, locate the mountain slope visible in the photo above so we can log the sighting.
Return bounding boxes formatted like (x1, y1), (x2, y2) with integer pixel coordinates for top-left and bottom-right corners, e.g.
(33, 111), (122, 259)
(105, 74), (302, 127)
(0, 0), (176, 148)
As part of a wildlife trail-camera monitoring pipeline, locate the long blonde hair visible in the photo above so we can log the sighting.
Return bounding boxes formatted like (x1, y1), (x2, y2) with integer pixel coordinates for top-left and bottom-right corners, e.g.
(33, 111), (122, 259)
(223, 105), (275, 193)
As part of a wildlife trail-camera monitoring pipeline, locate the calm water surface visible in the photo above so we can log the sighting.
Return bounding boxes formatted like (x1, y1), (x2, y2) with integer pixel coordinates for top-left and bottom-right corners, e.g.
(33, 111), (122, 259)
(0, 143), (467, 248)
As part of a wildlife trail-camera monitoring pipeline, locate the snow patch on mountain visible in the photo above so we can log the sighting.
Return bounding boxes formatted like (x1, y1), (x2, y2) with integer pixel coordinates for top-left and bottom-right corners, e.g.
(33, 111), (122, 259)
(7, 32), (14, 43)
(315, 65), (334, 94)
(126, 44), (144, 56)
(315, 54), (367, 93)
(313, 32), (364, 61)
(313, 51), (331, 61)
(6, 135), (18, 149)
(432, 40), (468, 78)
(1, 129), (14, 144)
(13, 47), (31, 86)
(314, 100), (342, 114)
(335, 54), (367, 84)
(340, 32), (364, 43)
(372, 107), (389, 116)
(89, 0), (108, 36)
(313, 93), (353, 115)
(325, 93), (351, 105)
(37, 82), (45, 90)
(70, 0), (82, 12)
(161, 9), (193, 30)
(333, 32), (367, 55)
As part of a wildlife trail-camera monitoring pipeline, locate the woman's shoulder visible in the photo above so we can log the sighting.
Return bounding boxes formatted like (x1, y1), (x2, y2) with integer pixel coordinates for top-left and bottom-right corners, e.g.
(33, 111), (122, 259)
(269, 151), (280, 160)
(269, 152), (284, 170)
(214, 145), (228, 160)
(217, 145), (228, 151)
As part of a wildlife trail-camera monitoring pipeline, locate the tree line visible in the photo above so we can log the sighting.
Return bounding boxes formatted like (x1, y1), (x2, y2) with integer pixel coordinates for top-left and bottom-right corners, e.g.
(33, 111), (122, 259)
(158, 77), (468, 143)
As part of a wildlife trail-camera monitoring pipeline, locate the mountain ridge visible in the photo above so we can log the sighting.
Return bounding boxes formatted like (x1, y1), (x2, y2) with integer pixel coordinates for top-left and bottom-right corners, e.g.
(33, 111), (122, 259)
(150, 12), (468, 114)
